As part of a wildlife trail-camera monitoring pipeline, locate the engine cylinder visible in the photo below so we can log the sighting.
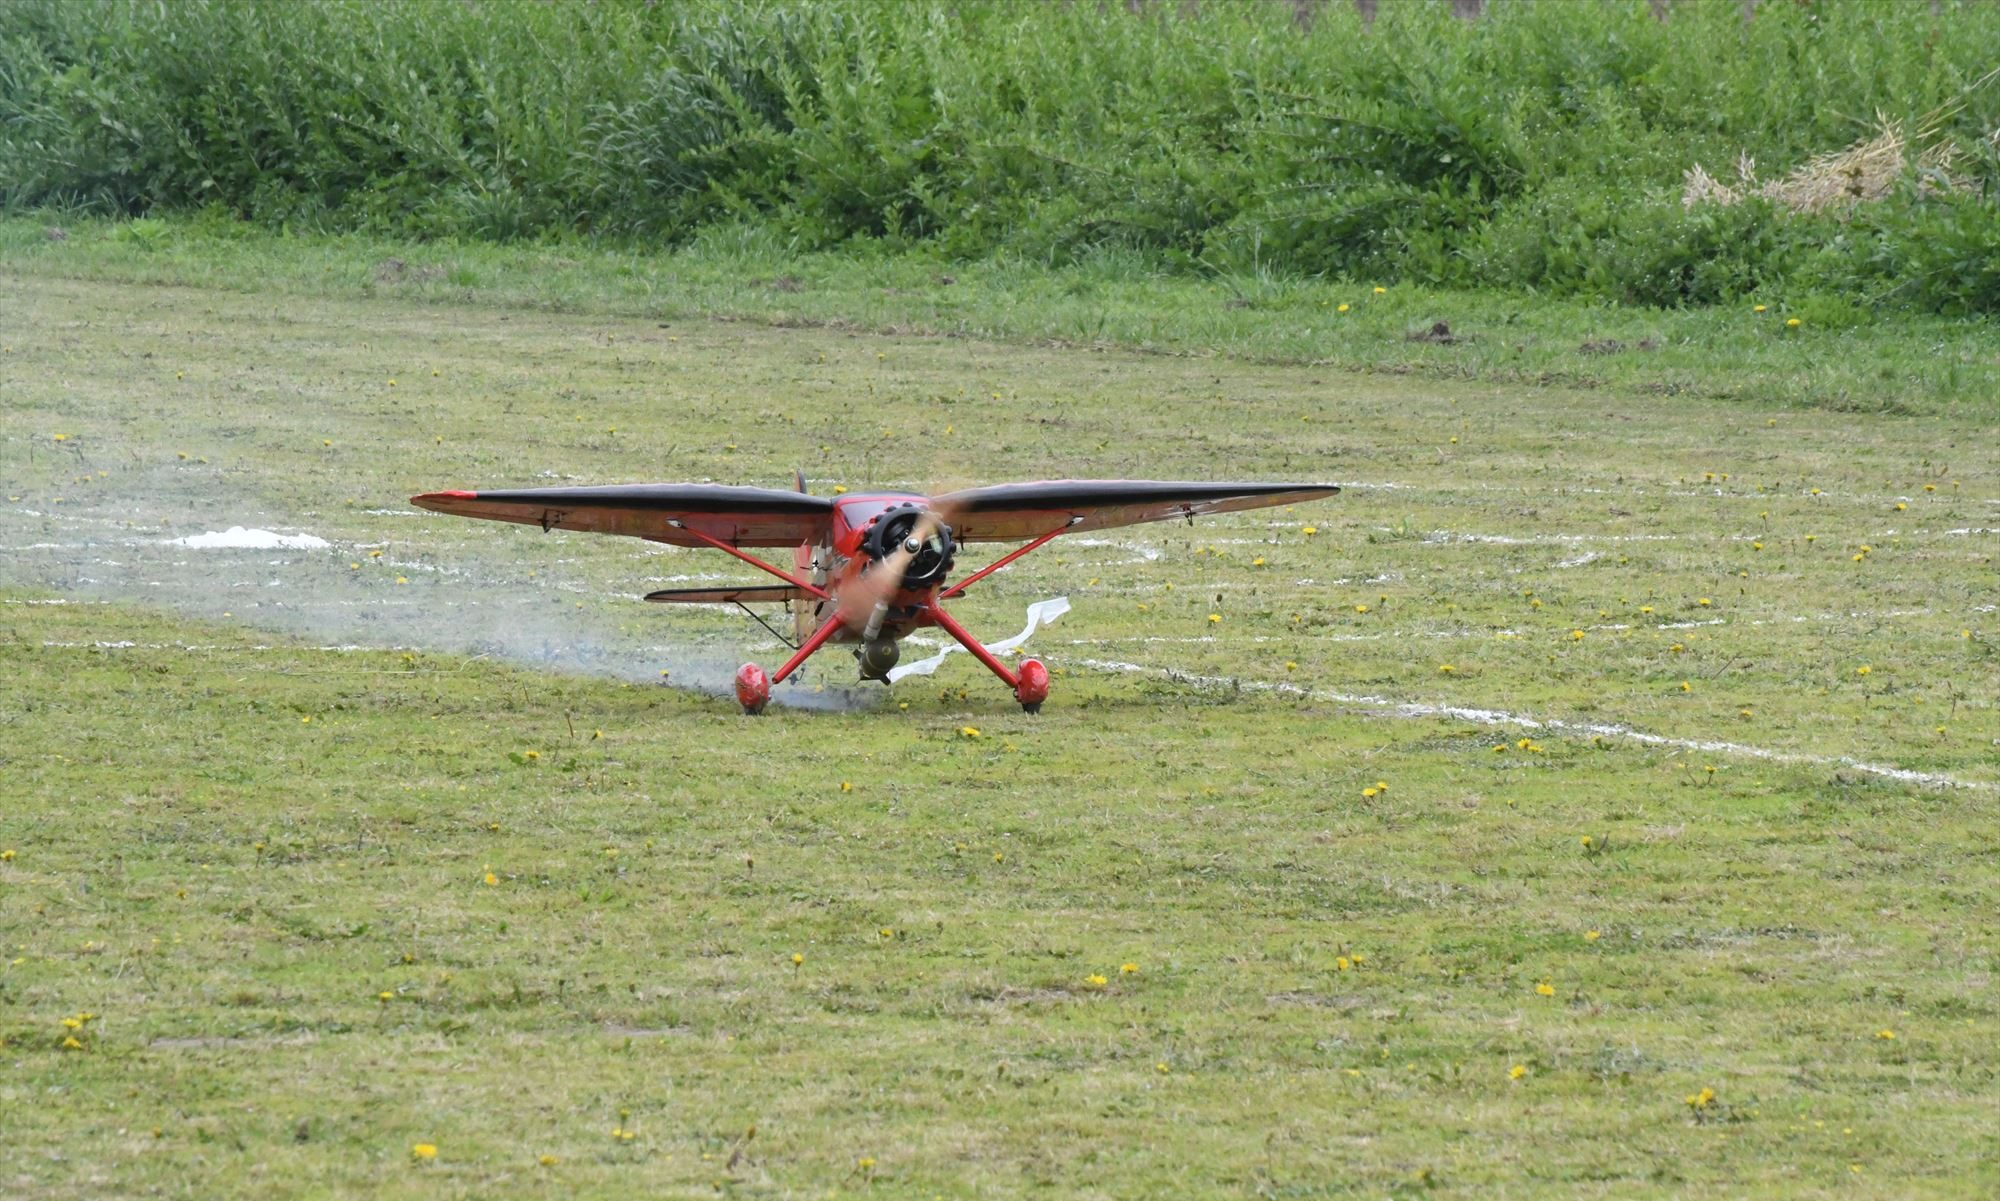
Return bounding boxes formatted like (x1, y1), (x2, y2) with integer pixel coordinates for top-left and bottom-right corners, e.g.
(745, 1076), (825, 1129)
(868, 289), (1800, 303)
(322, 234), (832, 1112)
(855, 637), (901, 681)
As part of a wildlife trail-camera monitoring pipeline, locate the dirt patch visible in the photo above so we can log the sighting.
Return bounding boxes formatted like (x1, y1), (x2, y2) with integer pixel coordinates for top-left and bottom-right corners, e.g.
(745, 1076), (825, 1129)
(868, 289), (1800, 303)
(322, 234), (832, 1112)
(1579, 337), (1660, 354)
(1406, 320), (1466, 345)
(374, 258), (446, 284)
(1265, 991), (1365, 1009)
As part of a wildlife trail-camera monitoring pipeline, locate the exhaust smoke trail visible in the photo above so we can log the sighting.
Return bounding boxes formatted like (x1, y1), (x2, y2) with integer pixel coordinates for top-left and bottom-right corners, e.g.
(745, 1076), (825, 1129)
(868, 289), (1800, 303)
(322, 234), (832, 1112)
(0, 460), (875, 711)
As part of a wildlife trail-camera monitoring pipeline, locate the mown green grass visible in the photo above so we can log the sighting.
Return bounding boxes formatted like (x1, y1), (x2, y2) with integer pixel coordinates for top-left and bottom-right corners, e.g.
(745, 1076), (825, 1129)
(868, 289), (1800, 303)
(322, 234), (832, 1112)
(6, 214), (2000, 415)
(2, 269), (1998, 1199)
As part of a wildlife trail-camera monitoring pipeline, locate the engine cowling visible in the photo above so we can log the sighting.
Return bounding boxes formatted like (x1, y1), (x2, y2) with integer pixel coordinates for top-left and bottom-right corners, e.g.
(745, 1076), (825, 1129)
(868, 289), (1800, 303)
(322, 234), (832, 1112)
(861, 503), (956, 589)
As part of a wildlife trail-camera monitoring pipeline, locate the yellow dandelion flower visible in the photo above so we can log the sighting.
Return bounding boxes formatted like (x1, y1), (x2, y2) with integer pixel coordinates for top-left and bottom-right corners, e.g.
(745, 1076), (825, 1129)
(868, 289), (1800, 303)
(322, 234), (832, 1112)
(1579, 835), (1592, 848)
(1302, 525), (1318, 536)
(1336, 956), (1351, 971)
(791, 953), (804, 966)
(1856, 665), (1871, 676)
(992, 851), (1004, 863)
(1373, 286), (1387, 294)
(1362, 787), (1378, 799)
(1336, 303), (1350, 314)
(1084, 974), (1108, 987)
(61, 1017), (82, 1029)
(1697, 597), (1712, 607)
(539, 1154), (559, 1166)
(1156, 1061), (1171, 1073)
(1753, 304), (1767, 313)
(1509, 1064), (1527, 1080)
(858, 1157), (877, 1170)
(1535, 981), (1555, 997)
(1252, 556), (1265, 566)
(411, 1144), (437, 1160)
(958, 726), (981, 738)
(62, 1036), (84, 1050)
(839, 781), (851, 792)
(378, 991), (394, 1002)
(1584, 929), (1601, 941)
(1120, 962), (1138, 975)
(1208, 613), (1222, 623)
(1680, 680), (1692, 692)
(0, 849), (14, 862)
(1569, 629), (1584, 641)
(483, 872), (498, 887)
(1785, 317), (1800, 328)
(1875, 1028), (1895, 1040)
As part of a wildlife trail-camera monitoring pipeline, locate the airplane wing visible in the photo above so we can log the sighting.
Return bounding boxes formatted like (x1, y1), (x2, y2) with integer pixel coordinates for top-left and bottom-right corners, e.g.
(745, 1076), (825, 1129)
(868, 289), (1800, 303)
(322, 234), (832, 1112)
(929, 480), (1338, 542)
(409, 484), (834, 548)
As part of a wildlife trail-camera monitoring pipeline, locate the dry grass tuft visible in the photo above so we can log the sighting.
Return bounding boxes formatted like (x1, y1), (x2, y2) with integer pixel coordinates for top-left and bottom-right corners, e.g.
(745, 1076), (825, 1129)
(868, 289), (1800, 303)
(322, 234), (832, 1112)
(1684, 116), (1965, 216)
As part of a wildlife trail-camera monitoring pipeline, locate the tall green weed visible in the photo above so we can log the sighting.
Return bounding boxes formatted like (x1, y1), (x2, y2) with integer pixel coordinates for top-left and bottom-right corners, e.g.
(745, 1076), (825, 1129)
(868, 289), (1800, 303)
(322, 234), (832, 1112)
(3, 0), (1997, 313)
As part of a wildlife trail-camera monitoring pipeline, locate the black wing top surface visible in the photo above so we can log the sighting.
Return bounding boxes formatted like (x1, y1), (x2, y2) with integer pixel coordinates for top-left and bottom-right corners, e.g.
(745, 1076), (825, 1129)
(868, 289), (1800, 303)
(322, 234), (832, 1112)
(929, 480), (1338, 542)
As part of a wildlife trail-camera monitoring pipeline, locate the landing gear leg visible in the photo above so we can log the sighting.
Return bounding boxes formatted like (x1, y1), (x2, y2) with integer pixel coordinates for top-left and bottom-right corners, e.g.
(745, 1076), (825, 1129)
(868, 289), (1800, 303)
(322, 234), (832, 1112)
(924, 604), (1053, 713)
(737, 612), (848, 715)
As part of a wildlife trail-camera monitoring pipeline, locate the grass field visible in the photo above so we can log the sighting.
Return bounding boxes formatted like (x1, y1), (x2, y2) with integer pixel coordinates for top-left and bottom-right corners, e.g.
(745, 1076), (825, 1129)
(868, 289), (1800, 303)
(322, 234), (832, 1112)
(3, 256), (1998, 1199)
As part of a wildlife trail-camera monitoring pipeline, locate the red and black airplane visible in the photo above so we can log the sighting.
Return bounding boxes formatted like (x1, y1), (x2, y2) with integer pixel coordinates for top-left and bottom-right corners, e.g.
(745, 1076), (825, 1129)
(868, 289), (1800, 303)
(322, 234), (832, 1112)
(411, 479), (1337, 713)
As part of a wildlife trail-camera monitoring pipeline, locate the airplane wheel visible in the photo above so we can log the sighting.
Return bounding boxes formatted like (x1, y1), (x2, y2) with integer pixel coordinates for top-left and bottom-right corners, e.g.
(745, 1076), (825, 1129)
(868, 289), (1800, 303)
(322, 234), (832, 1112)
(1014, 657), (1049, 711)
(735, 663), (771, 715)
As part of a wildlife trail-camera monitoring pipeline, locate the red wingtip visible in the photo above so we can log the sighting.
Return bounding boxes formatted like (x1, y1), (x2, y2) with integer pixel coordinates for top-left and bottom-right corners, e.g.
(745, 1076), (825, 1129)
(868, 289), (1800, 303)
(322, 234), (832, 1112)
(410, 489), (478, 508)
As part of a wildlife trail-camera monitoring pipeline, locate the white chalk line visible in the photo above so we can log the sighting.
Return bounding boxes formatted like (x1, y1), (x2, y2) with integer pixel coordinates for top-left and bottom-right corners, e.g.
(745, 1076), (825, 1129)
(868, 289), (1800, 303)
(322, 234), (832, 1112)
(1064, 658), (1992, 792)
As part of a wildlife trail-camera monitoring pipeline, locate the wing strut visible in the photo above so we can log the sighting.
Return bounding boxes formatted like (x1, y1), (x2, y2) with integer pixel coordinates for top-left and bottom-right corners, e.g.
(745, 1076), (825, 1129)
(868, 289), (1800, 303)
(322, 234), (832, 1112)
(733, 601), (799, 650)
(666, 519), (829, 600)
(939, 518), (1079, 599)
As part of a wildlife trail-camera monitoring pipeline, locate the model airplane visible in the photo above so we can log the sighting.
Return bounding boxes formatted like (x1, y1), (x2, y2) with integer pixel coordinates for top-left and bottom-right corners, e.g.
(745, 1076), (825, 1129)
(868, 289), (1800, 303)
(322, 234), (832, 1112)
(411, 478), (1338, 713)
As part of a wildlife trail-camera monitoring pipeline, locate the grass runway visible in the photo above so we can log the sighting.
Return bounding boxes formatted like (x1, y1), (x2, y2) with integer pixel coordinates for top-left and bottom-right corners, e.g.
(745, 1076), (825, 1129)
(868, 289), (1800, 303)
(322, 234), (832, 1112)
(2, 267), (1997, 1199)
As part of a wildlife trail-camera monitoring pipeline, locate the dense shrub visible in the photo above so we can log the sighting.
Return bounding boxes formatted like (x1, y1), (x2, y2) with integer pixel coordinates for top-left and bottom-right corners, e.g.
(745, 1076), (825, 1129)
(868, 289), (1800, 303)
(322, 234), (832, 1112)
(3, 0), (1997, 313)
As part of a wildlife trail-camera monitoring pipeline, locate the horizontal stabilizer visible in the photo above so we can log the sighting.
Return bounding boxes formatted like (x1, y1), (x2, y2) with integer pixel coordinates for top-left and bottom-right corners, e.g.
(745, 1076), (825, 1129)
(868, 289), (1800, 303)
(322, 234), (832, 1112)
(644, 584), (813, 605)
